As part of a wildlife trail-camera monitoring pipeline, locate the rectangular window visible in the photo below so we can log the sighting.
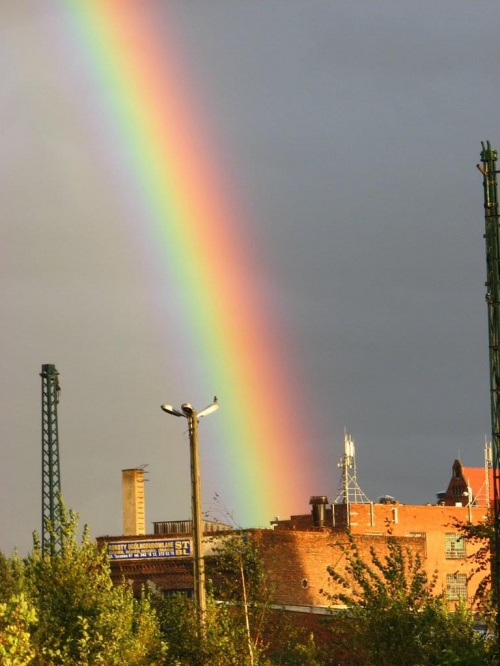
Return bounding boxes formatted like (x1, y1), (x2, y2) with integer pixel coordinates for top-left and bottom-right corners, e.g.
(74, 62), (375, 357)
(445, 533), (465, 559)
(162, 589), (193, 599)
(446, 574), (467, 601)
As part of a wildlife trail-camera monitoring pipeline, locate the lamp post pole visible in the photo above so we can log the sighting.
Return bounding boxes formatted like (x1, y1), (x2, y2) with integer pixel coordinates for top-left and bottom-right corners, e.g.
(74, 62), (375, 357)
(187, 409), (207, 633)
(161, 398), (218, 639)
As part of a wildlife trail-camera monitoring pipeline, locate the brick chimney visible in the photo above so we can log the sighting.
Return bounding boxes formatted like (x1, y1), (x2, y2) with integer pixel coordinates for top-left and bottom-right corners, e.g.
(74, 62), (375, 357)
(122, 468), (146, 536)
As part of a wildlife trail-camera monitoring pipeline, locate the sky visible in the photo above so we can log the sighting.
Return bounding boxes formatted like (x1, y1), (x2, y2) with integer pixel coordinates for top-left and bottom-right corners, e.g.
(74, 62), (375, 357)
(1, 1), (499, 555)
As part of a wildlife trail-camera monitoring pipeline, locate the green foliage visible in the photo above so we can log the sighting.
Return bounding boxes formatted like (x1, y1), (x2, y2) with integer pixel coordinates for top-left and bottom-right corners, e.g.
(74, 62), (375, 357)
(4, 513), (494, 665)
(209, 533), (268, 603)
(263, 616), (323, 666)
(212, 533), (271, 659)
(0, 594), (37, 665)
(277, 632), (322, 666)
(154, 533), (265, 665)
(454, 514), (496, 631)
(155, 532), (324, 665)
(156, 591), (325, 666)
(1, 503), (167, 665)
(0, 551), (26, 603)
(326, 530), (495, 666)
(157, 592), (256, 665)
(1, 515), (328, 666)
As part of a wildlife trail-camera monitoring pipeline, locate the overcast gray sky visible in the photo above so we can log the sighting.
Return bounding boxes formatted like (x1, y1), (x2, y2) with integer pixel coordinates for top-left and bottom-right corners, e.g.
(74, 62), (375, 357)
(1, 2), (499, 554)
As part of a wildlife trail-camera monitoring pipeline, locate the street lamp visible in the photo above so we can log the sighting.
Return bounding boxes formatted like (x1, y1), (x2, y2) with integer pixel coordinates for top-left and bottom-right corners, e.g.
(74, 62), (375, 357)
(161, 397), (218, 637)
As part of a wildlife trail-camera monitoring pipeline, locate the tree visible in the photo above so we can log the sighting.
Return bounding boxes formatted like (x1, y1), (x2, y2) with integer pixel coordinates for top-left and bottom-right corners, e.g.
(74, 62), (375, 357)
(2, 513), (327, 665)
(155, 533), (267, 665)
(155, 531), (323, 665)
(1, 503), (167, 665)
(0, 593), (37, 666)
(210, 531), (269, 659)
(208, 531), (323, 665)
(157, 592), (258, 666)
(0, 551), (26, 603)
(454, 514), (496, 631)
(325, 530), (494, 666)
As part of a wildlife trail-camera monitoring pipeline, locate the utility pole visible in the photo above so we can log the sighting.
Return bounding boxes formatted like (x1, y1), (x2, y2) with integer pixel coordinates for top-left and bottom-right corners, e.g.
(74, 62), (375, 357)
(479, 141), (500, 645)
(40, 364), (62, 557)
(161, 398), (218, 638)
(186, 407), (207, 632)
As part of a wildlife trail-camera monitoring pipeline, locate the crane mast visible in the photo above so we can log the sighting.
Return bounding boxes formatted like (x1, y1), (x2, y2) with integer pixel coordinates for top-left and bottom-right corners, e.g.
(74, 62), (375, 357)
(479, 141), (500, 633)
(40, 363), (62, 556)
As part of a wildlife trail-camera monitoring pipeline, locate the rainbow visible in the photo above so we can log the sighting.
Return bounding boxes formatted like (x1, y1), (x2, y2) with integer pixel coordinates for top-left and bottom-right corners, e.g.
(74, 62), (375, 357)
(63, 1), (323, 526)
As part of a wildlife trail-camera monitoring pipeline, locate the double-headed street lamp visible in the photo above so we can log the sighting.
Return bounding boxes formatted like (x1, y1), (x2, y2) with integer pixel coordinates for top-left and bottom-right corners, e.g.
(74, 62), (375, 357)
(160, 397), (218, 637)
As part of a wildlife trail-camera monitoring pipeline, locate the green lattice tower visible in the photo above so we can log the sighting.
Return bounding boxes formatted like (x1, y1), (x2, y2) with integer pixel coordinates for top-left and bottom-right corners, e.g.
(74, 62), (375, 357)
(40, 364), (62, 556)
(479, 141), (500, 636)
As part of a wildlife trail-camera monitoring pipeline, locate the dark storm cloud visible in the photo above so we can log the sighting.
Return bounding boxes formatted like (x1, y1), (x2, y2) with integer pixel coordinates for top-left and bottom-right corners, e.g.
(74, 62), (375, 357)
(1, 1), (498, 552)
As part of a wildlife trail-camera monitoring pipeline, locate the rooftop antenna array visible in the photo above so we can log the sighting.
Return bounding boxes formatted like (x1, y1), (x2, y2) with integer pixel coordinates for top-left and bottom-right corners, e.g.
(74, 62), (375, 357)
(334, 430), (370, 507)
(473, 439), (493, 508)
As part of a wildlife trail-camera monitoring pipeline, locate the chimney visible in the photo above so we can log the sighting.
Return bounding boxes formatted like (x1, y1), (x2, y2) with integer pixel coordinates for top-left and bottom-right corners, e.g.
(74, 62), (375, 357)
(310, 495), (329, 528)
(122, 468), (146, 536)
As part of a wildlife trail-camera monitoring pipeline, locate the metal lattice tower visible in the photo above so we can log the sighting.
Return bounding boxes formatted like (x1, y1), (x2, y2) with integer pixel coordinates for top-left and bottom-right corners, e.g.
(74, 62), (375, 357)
(485, 439), (492, 508)
(334, 430), (370, 507)
(472, 439), (492, 508)
(41, 364), (62, 556)
(479, 141), (500, 637)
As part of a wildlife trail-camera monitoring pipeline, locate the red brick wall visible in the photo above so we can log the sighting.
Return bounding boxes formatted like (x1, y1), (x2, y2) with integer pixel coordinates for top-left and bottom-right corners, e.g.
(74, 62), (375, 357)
(271, 502), (487, 604)
(97, 501), (487, 607)
(250, 529), (426, 607)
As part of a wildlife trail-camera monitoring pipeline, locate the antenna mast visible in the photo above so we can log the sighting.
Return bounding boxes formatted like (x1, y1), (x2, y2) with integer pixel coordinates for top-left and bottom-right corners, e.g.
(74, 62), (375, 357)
(334, 430), (370, 507)
(470, 439), (492, 508)
(479, 141), (500, 638)
(40, 364), (62, 556)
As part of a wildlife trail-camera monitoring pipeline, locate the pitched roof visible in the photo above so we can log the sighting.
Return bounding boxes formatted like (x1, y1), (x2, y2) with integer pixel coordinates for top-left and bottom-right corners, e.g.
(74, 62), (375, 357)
(462, 466), (493, 503)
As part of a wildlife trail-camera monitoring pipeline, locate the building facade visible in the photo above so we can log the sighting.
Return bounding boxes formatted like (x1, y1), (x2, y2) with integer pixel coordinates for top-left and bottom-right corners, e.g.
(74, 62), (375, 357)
(98, 461), (490, 609)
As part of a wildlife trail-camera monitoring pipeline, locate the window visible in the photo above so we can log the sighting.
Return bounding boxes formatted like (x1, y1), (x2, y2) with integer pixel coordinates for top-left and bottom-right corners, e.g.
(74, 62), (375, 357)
(162, 588), (193, 599)
(446, 574), (467, 601)
(445, 533), (465, 559)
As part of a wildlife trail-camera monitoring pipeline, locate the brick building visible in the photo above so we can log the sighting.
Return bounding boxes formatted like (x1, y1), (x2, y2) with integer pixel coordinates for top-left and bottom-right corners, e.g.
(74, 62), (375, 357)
(269, 498), (487, 606)
(98, 520), (231, 596)
(440, 458), (493, 507)
(98, 461), (491, 609)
